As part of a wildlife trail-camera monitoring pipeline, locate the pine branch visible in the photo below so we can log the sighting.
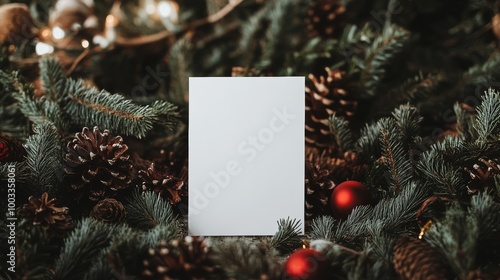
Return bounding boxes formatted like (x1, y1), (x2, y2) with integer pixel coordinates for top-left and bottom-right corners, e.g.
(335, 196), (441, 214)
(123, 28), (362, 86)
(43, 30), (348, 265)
(417, 150), (464, 196)
(168, 38), (192, 105)
(269, 218), (302, 254)
(333, 205), (372, 245)
(356, 120), (385, 157)
(53, 219), (116, 280)
(125, 191), (176, 229)
(209, 238), (281, 279)
(16, 226), (58, 280)
(454, 102), (476, 141)
(24, 121), (63, 195)
(380, 119), (413, 193)
(475, 88), (500, 142)
(463, 53), (500, 86)
(399, 72), (443, 102)
(39, 56), (66, 101)
(468, 192), (500, 243)
(329, 114), (354, 152)
(64, 78), (178, 138)
(425, 204), (479, 278)
(392, 103), (422, 146)
(311, 216), (337, 241)
(361, 24), (409, 96)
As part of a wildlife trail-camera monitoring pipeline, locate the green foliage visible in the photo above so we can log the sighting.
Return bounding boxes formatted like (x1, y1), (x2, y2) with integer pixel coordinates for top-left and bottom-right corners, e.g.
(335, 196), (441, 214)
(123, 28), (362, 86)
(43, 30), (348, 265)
(329, 114), (354, 152)
(417, 149), (465, 196)
(269, 218), (302, 254)
(24, 121), (63, 195)
(39, 56), (66, 101)
(125, 191), (176, 229)
(53, 219), (116, 280)
(311, 216), (337, 241)
(425, 204), (479, 278)
(474, 88), (500, 142)
(361, 25), (410, 96)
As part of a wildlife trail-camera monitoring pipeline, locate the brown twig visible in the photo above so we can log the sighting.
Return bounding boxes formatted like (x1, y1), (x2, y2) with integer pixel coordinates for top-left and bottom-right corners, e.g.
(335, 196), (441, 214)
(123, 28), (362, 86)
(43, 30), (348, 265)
(66, 47), (91, 76)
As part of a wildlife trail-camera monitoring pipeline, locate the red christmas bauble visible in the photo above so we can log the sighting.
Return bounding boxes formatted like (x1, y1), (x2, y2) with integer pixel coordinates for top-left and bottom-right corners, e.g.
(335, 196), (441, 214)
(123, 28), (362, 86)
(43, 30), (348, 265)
(330, 180), (371, 219)
(284, 249), (329, 280)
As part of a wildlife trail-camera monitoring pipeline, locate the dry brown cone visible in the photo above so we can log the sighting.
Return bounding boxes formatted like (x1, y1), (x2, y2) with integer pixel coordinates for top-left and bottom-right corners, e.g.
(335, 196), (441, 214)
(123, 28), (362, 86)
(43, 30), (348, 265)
(0, 3), (35, 46)
(463, 158), (500, 195)
(393, 237), (453, 280)
(465, 269), (494, 280)
(18, 192), (72, 237)
(0, 134), (26, 162)
(305, 0), (346, 38)
(305, 68), (357, 149)
(138, 163), (186, 205)
(142, 236), (224, 279)
(90, 198), (126, 223)
(64, 127), (133, 201)
(305, 147), (367, 219)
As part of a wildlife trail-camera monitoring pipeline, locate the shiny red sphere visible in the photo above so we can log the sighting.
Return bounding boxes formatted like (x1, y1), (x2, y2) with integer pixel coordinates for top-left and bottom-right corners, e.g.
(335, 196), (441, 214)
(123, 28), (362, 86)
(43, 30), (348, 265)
(330, 180), (371, 219)
(284, 249), (329, 279)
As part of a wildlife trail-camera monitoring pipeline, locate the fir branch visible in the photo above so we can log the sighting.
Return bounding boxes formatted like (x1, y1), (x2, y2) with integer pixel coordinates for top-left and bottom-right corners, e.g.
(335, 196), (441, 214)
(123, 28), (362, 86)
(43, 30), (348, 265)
(369, 182), (427, 236)
(53, 219), (116, 280)
(475, 88), (500, 142)
(64, 79), (178, 138)
(12, 90), (69, 132)
(333, 205), (372, 245)
(142, 222), (179, 247)
(380, 119), (413, 193)
(39, 56), (66, 101)
(269, 218), (302, 254)
(463, 53), (500, 86)
(392, 103), (422, 145)
(210, 238), (281, 279)
(82, 251), (113, 280)
(361, 24), (409, 96)
(399, 72), (443, 102)
(425, 204), (479, 278)
(125, 191), (175, 229)
(169, 38), (192, 105)
(311, 216), (337, 241)
(454, 102), (476, 141)
(16, 226), (58, 280)
(356, 120), (385, 157)
(24, 121), (63, 195)
(468, 192), (500, 243)
(417, 150), (464, 196)
(329, 114), (354, 152)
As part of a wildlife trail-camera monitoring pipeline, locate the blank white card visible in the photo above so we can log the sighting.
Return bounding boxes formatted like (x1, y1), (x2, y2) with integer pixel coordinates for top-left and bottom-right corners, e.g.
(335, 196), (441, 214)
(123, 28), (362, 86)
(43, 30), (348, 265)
(189, 77), (305, 236)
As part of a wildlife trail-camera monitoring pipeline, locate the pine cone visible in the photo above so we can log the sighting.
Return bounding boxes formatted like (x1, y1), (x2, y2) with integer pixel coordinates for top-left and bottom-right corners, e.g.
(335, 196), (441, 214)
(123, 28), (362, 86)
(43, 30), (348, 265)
(305, 147), (367, 219)
(143, 237), (224, 279)
(18, 192), (72, 237)
(305, 0), (346, 38)
(393, 237), (453, 280)
(64, 127), (133, 201)
(464, 158), (500, 195)
(0, 3), (35, 46)
(90, 198), (126, 223)
(138, 163), (186, 205)
(0, 134), (26, 162)
(305, 68), (357, 149)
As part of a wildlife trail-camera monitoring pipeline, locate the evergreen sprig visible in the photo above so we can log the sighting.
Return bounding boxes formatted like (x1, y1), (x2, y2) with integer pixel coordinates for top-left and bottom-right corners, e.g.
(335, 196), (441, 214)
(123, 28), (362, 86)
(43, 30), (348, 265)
(53, 219), (116, 280)
(39, 56), (66, 101)
(311, 216), (337, 241)
(475, 88), (500, 142)
(125, 191), (176, 229)
(24, 121), (63, 195)
(269, 218), (302, 254)
(329, 114), (354, 152)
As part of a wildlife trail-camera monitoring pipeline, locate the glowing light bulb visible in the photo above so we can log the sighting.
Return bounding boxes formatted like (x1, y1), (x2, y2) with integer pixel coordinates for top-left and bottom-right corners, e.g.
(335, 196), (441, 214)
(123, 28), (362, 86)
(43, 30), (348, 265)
(106, 14), (118, 28)
(158, 1), (173, 18)
(52, 26), (65, 40)
(35, 42), (55, 55)
(81, 39), (90, 48)
(40, 28), (51, 39)
(145, 0), (156, 14)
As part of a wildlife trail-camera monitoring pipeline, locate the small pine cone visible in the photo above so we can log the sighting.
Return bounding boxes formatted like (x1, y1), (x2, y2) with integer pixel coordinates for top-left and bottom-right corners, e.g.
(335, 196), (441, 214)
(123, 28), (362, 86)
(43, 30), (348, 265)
(18, 192), (72, 237)
(0, 134), (26, 162)
(464, 158), (500, 195)
(64, 127), (133, 201)
(305, 0), (346, 38)
(139, 163), (186, 205)
(143, 236), (224, 279)
(90, 198), (126, 223)
(305, 68), (356, 149)
(393, 237), (453, 280)
(466, 269), (494, 280)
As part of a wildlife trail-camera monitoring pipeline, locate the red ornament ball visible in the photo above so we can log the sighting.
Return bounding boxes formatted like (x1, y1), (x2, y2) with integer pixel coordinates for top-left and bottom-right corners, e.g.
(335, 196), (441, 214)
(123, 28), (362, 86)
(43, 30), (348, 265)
(330, 180), (371, 219)
(284, 249), (329, 280)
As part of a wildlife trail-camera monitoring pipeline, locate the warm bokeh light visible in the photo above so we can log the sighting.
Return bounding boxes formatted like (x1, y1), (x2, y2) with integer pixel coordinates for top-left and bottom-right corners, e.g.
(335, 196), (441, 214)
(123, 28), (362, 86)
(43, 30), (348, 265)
(52, 26), (65, 40)
(40, 28), (51, 39)
(158, 1), (173, 18)
(35, 42), (55, 55)
(105, 14), (118, 28)
(81, 39), (89, 48)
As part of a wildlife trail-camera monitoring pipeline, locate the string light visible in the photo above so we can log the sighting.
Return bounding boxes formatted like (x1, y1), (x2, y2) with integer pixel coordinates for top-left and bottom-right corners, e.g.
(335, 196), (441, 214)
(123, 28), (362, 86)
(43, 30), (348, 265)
(145, 0), (156, 14)
(106, 14), (118, 28)
(52, 26), (65, 40)
(81, 39), (90, 48)
(40, 28), (51, 39)
(35, 42), (55, 55)
(158, 1), (173, 18)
